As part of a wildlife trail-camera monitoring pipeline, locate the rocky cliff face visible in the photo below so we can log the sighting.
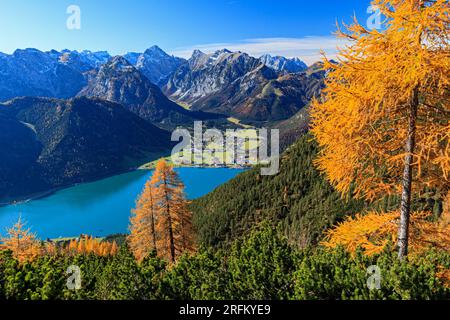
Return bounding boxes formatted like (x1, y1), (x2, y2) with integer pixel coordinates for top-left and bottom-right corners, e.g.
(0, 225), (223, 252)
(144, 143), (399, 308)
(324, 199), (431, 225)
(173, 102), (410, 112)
(260, 54), (307, 73)
(165, 49), (274, 101)
(165, 49), (324, 122)
(124, 46), (186, 87)
(165, 49), (277, 113)
(0, 49), (86, 102)
(77, 56), (212, 129)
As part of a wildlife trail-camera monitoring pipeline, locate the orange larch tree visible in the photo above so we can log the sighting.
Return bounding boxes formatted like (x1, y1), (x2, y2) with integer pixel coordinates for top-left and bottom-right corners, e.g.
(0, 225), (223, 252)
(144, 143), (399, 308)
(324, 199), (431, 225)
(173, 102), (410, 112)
(0, 217), (42, 263)
(128, 159), (195, 263)
(322, 210), (450, 256)
(62, 236), (118, 257)
(110, 241), (119, 256)
(151, 159), (195, 263)
(311, 0), (449, 259)
(128, 179), (159, 262)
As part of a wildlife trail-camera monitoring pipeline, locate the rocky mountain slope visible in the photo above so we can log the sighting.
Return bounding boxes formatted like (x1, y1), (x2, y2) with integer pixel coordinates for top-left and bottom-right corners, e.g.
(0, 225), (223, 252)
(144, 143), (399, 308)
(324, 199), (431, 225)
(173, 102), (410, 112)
(124, 45), (186, 87)
(0, 49), (86, 102)
(0, 46), (322, 126)
(165, 49), (324, 123)
(0, 97), (172, 202)
(77, 56), (218, 129)
(48, 49), (112, 73)
(260, 54), (307, 73)
(0, 46), (183, 103)
(271, 62), (327, 149)
(235, 71), (324, 123)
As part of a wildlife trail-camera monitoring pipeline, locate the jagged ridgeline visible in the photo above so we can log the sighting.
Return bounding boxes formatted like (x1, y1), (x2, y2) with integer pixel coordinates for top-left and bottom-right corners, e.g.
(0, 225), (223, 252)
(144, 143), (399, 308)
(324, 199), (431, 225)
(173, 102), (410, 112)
(191, 135), (366, 248)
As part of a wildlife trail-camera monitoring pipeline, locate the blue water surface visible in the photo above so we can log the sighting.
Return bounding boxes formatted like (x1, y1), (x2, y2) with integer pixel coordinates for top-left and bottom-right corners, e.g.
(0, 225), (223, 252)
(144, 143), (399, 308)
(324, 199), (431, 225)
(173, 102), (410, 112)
(0, 168), (244, 239)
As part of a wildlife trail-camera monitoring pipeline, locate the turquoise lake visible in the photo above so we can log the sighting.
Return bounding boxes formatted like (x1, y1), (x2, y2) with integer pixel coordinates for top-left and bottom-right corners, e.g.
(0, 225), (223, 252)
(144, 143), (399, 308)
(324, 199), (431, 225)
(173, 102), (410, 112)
(0, 168), (244, 239)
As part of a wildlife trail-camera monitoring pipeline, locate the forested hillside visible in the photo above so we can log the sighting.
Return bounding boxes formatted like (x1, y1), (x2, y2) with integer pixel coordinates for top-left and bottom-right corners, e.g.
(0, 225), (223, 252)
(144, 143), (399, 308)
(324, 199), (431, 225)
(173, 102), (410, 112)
(191, 134), (443, 249)
(0, 97), (172, 202)
(0, 135), (448, 300)
(191, 135), (366, 248)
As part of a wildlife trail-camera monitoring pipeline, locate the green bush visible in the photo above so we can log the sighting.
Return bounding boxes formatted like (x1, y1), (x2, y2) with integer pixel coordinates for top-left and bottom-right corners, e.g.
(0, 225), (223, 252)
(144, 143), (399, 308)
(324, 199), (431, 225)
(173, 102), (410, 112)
(0, 225), (448, 300)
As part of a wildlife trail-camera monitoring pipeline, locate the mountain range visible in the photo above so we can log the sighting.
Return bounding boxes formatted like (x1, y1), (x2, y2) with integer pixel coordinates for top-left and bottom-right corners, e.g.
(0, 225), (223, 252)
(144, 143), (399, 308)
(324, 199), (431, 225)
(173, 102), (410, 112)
(0, 45), (325, 202)
(0, 49), (86, 102)
(164, 49), (324, 122)
(124, 45), (186, 87)
(260, 54), (307, 73)
(77, 56), (217, 129)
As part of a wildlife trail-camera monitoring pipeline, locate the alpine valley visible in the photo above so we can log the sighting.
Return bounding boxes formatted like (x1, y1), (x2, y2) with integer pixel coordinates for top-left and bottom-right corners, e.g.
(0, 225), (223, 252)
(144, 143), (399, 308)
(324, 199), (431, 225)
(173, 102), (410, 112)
(0, 45), (323, 203)
(1, 1), (448, 303)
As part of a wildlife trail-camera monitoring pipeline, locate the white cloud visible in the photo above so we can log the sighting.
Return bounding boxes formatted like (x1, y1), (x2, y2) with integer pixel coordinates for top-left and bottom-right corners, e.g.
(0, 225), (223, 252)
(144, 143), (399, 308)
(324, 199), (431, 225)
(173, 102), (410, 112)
(169, 36), (348, 65)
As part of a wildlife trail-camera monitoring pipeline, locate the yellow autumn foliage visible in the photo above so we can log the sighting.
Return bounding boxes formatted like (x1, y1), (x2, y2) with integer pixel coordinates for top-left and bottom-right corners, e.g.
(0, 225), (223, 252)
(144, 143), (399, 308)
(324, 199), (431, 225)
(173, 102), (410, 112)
(0, 218), (119, 263)
(311, 0), (449, 201)
(64, 236), (118, 257)
(322, 210), (450, 256)
(129, 159), (195, 263)
(0, 217), (42, 263)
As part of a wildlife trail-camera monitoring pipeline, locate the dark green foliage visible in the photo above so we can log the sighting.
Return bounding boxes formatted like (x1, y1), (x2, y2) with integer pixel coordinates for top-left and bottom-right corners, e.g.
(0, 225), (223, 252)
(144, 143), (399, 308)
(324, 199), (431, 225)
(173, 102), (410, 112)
(292, 247), (450, 300)
(191, 134), (366, 249)
(96, 246), (166, 300)
(159, 226), (450, 300)
(158, 248), (229, 300)
(103, 234), (128, 246)
(0, 96), (172, 202)
(0, 224), (448, 300)
(226, 224), (296, 299)
(159, 225), (297, 300)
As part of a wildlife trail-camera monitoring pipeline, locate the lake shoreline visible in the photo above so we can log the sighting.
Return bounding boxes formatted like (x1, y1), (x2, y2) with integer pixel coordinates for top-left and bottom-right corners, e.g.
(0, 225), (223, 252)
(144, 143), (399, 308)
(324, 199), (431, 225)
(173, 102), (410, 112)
(0, 167), (140, 207)
(0, 164), (248, 207)
(0, 167), (245, 240)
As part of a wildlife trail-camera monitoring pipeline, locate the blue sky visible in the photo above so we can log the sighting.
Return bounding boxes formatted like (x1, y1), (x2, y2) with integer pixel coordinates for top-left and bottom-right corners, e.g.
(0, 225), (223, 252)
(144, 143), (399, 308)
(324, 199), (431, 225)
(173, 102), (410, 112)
(0, 0), (372, 64)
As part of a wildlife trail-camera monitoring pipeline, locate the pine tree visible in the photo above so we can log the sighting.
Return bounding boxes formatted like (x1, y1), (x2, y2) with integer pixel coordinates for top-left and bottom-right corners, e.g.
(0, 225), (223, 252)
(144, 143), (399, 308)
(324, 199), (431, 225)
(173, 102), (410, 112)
(322, 210), (450, 255)
(128, 179), (159, 262)
(0, 217), (41, 263)
(110, 241), (119, 256)
(311, 0), (449, 259)
(151, 159), (195, 263)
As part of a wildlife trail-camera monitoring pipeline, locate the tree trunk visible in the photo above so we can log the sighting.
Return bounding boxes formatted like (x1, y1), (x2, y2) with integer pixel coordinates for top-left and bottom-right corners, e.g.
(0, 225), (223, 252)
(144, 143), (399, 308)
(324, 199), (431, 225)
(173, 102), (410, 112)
(150, 196), (157, 255)
(166, 212), (176, 264)
(163, 178), (176, 264)
(150, 211), (157, 254)
(398, 86), (419, 260)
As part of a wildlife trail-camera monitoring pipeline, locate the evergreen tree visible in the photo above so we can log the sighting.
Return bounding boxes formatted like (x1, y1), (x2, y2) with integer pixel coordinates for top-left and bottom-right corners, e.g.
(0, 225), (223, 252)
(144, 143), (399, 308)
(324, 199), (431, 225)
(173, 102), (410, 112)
(311, 0), (449, 259)
(151, 159), (195, 263)
(129, 179), (158, 262)
(0, 217), (41, 263)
